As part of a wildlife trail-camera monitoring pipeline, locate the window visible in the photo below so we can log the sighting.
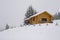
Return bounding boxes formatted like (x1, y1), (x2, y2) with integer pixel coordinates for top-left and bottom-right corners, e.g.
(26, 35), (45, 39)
(41, 18), (47, 22)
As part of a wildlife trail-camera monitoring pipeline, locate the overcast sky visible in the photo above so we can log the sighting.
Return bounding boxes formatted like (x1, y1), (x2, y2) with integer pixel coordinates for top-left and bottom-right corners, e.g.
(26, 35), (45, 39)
(0, 0), (60, 29)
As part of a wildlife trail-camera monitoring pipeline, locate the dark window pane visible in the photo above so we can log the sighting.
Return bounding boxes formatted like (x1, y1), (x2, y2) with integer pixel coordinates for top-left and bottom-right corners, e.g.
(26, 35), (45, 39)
(41, 18), (47, 22)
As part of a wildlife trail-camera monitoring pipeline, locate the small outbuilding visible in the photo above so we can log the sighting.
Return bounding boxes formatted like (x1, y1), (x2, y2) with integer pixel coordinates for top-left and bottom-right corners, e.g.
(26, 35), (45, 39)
(25, 11), (53, 25)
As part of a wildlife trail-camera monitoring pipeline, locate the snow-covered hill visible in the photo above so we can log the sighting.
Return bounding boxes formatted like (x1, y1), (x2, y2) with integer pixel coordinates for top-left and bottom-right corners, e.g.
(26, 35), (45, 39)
(0, 20), (60, 40)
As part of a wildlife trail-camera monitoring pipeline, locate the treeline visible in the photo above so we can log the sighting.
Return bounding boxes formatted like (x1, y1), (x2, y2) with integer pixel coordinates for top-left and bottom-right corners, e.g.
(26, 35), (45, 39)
(53, 12), (60, 20)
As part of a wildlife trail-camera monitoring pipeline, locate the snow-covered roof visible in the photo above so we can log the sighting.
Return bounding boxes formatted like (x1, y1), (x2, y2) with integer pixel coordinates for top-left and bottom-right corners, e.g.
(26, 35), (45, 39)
(25, 13), (40, 20)
(25, 11), (53, 20)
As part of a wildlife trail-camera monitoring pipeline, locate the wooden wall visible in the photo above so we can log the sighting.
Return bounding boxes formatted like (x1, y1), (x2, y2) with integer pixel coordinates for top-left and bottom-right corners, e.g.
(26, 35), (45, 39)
(28, 12), (53, 24)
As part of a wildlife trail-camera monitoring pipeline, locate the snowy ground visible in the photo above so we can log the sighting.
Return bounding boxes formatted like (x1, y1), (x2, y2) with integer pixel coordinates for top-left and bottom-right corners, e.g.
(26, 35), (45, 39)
(0, 20), (60, 40)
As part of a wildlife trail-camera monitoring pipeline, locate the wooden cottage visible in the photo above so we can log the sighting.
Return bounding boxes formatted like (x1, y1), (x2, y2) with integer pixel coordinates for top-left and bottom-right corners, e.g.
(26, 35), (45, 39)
(25, 11), (53, 25)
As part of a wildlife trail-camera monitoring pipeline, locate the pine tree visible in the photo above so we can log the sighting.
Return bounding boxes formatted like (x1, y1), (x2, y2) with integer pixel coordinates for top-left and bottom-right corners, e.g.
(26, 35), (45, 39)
(24, 6), (37, 25)
(5, 24), (9, 30)
(58, 12), (60, 19)
(53, 13), (58, 20)
(25, 6), (37, 19)
(53, 12), (60, 20)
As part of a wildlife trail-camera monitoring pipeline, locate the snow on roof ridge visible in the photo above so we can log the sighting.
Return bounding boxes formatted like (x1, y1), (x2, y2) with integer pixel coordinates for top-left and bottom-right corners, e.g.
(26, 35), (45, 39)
(25, 12), (40, 20)
(25, 11), (52, 20)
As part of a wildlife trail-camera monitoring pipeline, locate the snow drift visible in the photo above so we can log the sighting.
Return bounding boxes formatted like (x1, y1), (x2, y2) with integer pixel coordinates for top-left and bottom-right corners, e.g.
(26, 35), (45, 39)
(0, 20), (60, 40)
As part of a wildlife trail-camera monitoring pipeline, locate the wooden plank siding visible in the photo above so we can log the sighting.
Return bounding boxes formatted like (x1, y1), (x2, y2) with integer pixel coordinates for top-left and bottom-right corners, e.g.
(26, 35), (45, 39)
(27, 11), (53, 25)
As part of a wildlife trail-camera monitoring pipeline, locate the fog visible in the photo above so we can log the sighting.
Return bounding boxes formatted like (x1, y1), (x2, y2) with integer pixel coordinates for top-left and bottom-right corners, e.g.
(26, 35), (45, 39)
(0, 0), (60, 29)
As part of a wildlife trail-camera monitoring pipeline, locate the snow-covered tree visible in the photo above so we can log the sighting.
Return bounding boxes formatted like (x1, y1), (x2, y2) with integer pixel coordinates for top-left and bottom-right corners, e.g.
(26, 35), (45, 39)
(24, 6), (37, 25)
(53, 12), (60, 20)
(25, 6), (37, 19)
(5, 24), (9, 30)
(57, 12), (60, 19)
(53, 13), (58, 20)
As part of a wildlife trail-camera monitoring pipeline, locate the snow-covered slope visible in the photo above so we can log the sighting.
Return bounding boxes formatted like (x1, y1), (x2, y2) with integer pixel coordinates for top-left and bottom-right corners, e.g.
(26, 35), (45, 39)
(0, 20), (60, 40)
